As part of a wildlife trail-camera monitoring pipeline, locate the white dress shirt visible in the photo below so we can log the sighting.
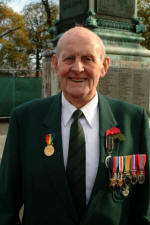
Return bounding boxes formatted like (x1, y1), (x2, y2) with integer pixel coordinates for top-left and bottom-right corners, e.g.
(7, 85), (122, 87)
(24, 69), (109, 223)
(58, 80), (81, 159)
(61, 92), (100, 204)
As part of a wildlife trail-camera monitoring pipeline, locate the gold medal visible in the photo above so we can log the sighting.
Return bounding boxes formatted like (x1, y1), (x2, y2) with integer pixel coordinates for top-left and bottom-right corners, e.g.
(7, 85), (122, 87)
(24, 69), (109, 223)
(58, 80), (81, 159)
(117, 177), (124, 187)
(109, 176), (117, 188)
(44, 134), (55, 157)
(44, 145), (55, 157)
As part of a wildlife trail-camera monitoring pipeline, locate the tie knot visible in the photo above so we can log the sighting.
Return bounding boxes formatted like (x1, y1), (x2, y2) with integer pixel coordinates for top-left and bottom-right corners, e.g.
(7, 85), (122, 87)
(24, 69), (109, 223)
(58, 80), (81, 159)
(72, 109), (83, 120)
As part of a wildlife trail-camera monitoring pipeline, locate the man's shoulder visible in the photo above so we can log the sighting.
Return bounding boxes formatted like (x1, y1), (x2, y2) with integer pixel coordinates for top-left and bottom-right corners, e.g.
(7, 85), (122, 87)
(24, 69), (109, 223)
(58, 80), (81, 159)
(98, 92), (144, 116)
(106, 95), (142, 111)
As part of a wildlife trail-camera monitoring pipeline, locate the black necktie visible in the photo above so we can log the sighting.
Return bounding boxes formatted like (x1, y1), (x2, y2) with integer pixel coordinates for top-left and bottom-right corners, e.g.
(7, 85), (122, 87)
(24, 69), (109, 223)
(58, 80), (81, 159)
(66, 109), (86, 218)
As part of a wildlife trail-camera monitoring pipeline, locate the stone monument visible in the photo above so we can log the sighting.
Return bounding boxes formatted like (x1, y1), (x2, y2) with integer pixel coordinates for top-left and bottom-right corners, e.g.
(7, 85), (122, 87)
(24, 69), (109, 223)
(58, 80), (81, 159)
(43, 0), (150, 110)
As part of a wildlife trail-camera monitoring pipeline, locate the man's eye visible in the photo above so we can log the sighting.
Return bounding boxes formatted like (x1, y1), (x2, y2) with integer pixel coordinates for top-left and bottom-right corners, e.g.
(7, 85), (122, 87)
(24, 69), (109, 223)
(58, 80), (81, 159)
(65, 57), (73, 61)
(83, 56), (92, 61)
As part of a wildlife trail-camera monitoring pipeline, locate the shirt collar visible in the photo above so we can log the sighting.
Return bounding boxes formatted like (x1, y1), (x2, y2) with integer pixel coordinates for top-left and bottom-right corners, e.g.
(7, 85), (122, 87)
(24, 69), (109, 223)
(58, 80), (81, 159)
(62, 92), (99, 128)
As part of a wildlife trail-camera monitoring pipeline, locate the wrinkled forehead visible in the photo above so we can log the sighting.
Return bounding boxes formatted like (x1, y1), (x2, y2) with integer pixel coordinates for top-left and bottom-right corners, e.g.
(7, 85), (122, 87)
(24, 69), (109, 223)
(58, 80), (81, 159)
(55, 28), (105, 58)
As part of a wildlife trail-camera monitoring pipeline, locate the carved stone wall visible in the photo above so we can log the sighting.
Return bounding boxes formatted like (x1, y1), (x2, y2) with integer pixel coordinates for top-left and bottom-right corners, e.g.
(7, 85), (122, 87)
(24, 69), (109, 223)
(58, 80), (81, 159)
(42, 0), (150, 110)
(99, 65), (150, 109)
(60, 0), (88, 20)
(96, 0), (136, 19)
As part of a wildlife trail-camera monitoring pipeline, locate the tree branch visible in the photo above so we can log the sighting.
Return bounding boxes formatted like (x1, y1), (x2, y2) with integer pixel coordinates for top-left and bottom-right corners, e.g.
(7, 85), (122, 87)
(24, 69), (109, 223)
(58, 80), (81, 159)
(0, 26), (21, 38)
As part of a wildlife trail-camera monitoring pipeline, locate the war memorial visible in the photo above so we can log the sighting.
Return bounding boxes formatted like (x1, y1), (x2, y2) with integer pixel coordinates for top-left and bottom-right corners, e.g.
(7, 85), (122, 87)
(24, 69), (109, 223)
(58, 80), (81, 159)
(42, 0), (150, 111)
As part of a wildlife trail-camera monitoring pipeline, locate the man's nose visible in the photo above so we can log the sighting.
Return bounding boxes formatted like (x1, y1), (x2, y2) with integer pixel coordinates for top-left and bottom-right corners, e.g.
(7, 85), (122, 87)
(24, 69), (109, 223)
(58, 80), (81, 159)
(71, 59), (84, 72)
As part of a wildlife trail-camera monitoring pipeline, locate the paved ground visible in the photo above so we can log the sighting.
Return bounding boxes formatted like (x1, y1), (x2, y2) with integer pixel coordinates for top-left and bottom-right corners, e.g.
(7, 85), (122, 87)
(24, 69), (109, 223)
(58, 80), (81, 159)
(0, 121), (9, 160)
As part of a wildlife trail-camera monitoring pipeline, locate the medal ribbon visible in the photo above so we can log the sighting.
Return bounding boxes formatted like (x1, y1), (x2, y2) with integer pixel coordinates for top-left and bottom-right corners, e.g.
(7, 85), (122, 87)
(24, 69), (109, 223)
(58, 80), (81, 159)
(110, 156), (119, 177)
(112, 156), (116, 174)
(110, 157), (113, 178)
(45, 134), (53, 145)
(119, 156), (124, 173)
(137, 154), (146, 174)
(108, 136), (111, 153)
(131, 154), (137, 171)
(115, 156), (119, 175)
(106, 136), (114, 153)
(112, 156), (119, 176)
(124, 155), (131, 173)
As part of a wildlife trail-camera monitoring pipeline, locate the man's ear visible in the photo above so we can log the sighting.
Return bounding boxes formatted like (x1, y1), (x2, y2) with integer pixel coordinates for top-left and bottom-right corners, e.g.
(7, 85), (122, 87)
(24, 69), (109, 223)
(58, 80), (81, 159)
(52, 54), (58, 74)
(100, 56), (110, 78)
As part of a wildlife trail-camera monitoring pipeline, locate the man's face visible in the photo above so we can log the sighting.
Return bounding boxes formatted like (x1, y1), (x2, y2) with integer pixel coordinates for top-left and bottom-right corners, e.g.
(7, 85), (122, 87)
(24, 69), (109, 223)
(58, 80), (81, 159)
(52, 29), (109, 107)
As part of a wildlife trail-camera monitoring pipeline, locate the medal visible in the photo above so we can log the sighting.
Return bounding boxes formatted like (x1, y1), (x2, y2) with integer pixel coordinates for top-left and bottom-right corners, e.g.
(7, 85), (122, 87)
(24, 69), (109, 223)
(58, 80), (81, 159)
(44, 145), (54, 156)
(105, 155), (111, 168)
(44, 133), (55, 157)
(138, 173), (145, 184)
(124, 155), (131, 185)
(124, 174), (131, 185)
(106, 135), (114, 155)
(118, 156), (124, 187)
(109, 176), (117, 188)
(105, 128), (126, 192)
(122, 185), (130, 197)
(131, 155), (137, 185)
(137, 154), (146, 184)
(118, 177), (124, 187)
(109, 156), (118, 188)
(122, 156), (130, 197)
(131, 173), (138, 185)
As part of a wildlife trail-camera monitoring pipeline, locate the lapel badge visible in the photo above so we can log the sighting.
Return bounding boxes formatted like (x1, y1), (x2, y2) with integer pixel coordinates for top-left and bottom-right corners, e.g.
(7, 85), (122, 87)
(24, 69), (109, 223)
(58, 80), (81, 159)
(44, 133), (55, 157)
(105, 127), (126, 151)
(105, 127), (126, 168)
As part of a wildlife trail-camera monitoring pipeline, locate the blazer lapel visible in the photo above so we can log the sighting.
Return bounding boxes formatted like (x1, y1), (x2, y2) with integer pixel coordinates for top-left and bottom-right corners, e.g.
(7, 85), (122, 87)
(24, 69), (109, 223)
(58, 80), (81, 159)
(84, 93), (118, 220)
(40, 93), (78, 222)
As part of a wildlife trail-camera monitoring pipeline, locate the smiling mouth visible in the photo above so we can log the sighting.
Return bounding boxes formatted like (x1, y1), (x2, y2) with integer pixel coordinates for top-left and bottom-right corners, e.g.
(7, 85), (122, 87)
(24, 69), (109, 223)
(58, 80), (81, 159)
(70, 78), (87, 82)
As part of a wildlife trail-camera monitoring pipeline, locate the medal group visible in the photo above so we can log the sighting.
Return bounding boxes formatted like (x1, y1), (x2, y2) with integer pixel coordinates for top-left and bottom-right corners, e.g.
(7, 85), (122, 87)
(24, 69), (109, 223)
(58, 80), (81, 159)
(106, 154), (146, 197)
(105, 127), (146, 197)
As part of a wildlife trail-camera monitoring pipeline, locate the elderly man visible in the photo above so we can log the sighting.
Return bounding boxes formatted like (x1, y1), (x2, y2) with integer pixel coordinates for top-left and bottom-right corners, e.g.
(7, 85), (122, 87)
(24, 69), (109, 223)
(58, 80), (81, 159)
(0, 26), (150, 225)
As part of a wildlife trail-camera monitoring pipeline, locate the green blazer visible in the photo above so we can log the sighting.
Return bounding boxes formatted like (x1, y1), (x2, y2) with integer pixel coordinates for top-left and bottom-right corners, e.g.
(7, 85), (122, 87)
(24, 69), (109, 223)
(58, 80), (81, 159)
(0, 92), (150, 225)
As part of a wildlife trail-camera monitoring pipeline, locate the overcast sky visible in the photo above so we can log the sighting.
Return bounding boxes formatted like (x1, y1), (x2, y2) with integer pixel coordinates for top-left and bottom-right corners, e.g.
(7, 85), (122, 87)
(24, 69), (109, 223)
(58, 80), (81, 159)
(7, 0), (38, 12)
(7, 0), (59, 13)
